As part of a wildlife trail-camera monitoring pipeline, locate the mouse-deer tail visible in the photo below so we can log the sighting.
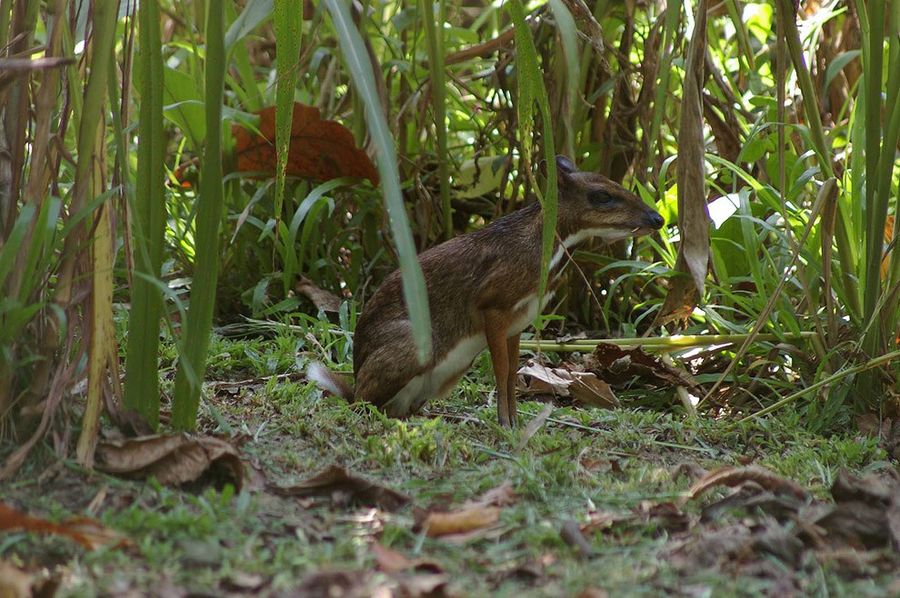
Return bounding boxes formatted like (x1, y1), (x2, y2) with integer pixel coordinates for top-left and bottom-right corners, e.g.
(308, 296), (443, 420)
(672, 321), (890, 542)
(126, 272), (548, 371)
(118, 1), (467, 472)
(307, 362), (354, 400)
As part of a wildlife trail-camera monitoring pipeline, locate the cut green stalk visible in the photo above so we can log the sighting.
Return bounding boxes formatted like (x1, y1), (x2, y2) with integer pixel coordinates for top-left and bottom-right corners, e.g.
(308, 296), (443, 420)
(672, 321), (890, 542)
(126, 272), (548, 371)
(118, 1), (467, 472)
(124, 0), (166, 427)
(172, 3), (227, 429)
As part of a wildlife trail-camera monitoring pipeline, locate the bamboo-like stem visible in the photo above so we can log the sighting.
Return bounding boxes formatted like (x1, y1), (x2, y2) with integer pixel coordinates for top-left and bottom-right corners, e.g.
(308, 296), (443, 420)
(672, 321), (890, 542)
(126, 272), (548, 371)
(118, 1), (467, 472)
(737, 349), (900, 424)
(519, 332), (816, 353)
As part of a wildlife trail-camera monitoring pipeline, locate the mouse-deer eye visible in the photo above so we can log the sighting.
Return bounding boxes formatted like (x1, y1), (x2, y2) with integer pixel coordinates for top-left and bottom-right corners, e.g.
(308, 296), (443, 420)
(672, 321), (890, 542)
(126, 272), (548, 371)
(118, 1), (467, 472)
(588, 190), (615, 205)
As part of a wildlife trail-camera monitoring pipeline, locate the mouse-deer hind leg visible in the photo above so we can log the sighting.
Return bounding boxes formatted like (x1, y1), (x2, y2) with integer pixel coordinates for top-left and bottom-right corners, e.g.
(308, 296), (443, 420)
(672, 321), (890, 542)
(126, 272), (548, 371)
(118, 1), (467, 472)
(484, 310), (513, 427)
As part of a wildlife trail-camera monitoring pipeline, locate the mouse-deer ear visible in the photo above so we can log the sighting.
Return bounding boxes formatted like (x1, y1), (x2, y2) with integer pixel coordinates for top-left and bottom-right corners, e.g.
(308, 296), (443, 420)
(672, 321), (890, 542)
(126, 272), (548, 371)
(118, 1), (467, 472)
(555, 155), (577, 175)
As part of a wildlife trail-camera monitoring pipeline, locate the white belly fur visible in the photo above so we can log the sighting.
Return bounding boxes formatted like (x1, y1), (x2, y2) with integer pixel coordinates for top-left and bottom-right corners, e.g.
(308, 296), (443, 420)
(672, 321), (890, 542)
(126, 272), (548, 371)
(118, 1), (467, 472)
(384, 290), (556, 416)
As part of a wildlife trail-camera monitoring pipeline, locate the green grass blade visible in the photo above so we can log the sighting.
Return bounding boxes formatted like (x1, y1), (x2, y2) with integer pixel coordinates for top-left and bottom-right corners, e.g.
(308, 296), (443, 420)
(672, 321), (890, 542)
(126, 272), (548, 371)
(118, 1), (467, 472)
(323, 0), (432, 364)
(172, 3), (227, 429)
(508, 0), (557, 303)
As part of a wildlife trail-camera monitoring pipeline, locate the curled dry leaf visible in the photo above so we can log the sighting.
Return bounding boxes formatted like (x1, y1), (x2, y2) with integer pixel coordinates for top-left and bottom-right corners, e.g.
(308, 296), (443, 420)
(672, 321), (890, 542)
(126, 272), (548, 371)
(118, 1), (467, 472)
(232, 102), (378, 184)
(96, 434), (244, 491)
(0, 502), (131, 551)
(685, 465), (809, 505)
(517, 362), (619, 408)
(813, 469), (900, 550)
(585, 343), (699, 391)
(267, 464), (410, 512)
(463, 481), (518, 509)
(515, 404), (554, 452)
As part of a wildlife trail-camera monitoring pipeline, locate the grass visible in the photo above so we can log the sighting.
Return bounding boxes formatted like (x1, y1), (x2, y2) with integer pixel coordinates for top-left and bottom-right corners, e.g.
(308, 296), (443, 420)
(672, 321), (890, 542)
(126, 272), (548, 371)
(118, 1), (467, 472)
(1, 328), (895, 596)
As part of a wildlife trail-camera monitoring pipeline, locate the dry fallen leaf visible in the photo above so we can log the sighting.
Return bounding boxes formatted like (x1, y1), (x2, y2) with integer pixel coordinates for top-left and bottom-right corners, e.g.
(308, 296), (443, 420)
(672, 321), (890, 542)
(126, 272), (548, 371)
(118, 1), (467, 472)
(684, 465), (809, 505)
(0, 502), (131, 551)
(517, 362), (619, 408)
(418, 506), (501, 538)
(268, 464), (410, 511)
(372, 543), (416, 574)
(814, 469), (900, 550)
(232, 102), (378, 184)
(96, 433), (244, 490)
(585, 343), (700, 391)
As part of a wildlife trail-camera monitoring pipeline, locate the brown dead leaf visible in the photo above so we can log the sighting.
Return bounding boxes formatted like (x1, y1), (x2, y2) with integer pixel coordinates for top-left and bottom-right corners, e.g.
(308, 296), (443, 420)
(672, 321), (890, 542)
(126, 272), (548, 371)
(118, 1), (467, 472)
(393, 573), (450, 598)
(267, 464), (410, 511)
(585, 343), (700, 390)
(232, 102), (378, 184)
(462, 481), (518, 509)
(372, 543), (415, 574)
(684, 466), (809, 505)
(96, 434), (244, 490)
(418, 506), (500, 538)
(517, 362), (619, 408)
(515, 404), (553, 452)
(0, 502), (131, 551)
(574, 589), (610, 598)
(221, 571), (268, 593)
(671, 0), (711, 299)
(296, 276), (342, 313)
(635, 501), (691, 533)
(294, 570), (370, 598)
(813, 469), (900, 550)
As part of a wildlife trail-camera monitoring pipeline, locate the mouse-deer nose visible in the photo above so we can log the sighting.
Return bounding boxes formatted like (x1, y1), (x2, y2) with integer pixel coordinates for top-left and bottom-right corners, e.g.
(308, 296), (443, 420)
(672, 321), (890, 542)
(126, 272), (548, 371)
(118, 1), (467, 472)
(646, 211), (665, 230)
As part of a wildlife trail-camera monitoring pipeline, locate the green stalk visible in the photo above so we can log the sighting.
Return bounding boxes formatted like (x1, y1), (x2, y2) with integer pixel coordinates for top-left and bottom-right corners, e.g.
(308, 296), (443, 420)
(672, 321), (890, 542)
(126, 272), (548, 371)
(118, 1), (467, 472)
(519, 332), (816, 353)
(274, 0), (302, 293)
(124, 0), (166, 427)
(172, 2), (226, 429)
(508, 0), (558, 303)
(736, 349), (900, 424)
(324, 0), (432, 363)
(421, 0), (452, 239)
(860, 0), (886, 359)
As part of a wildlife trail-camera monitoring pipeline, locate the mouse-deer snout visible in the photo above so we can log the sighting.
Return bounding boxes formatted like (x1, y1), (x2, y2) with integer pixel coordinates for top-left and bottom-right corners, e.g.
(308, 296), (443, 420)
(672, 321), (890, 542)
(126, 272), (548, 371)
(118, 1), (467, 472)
(552, 155), (664, 242)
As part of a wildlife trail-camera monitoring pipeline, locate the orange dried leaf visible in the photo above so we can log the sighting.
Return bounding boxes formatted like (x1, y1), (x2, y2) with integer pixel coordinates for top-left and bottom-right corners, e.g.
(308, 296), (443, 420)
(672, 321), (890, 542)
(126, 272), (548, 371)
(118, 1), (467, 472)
(0, 502), (130, 550)
(421, 506), (500, 537)
(232, 102), (378, 184)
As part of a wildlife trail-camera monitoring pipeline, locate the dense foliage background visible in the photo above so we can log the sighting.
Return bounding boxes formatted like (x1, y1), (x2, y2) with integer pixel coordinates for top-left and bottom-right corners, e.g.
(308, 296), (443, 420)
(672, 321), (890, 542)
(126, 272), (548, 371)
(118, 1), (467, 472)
(0, 0), (898, 473)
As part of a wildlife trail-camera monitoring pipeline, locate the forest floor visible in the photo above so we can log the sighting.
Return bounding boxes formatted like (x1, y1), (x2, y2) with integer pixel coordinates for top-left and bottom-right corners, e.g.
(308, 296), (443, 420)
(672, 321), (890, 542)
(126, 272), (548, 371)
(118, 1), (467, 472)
(2, 331), (899, 597)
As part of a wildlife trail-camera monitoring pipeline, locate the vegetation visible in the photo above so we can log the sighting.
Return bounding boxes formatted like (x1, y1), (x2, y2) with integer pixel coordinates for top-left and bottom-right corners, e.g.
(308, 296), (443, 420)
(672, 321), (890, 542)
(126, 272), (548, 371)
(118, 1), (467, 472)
(0, 0), (898, 594)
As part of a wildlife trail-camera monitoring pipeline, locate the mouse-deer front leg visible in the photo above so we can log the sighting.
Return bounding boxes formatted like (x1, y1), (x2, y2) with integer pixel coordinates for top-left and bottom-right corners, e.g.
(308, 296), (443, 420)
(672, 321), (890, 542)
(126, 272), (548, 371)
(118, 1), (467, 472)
(484, 310), (513, 427)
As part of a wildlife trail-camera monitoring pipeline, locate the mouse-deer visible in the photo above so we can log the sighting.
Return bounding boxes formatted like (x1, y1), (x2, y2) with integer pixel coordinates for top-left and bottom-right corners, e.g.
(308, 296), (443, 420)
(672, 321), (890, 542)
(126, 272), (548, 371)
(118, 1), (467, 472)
(309, 155), (664, 426)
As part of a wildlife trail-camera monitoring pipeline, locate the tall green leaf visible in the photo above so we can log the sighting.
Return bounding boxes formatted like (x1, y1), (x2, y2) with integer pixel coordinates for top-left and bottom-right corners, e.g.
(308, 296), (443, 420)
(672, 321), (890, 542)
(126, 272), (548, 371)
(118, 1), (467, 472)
(323, 0), (432, 364)
(508, 0), (558, 303)
(274, 0), (302, 290)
